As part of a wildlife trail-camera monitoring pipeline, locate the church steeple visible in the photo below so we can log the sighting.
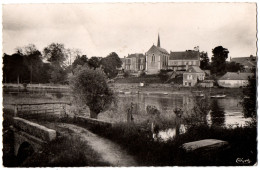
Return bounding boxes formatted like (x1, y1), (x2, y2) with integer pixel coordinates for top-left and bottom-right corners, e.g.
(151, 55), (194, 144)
(157, 33), (160, 47)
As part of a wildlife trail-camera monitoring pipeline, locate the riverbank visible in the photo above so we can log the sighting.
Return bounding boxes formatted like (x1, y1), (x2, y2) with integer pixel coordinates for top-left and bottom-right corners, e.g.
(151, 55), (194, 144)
(3, 83), (244, 98)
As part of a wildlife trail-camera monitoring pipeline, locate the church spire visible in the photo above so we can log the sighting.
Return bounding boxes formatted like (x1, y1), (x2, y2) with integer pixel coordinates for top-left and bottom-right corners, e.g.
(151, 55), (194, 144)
(157, 33), (160, 47)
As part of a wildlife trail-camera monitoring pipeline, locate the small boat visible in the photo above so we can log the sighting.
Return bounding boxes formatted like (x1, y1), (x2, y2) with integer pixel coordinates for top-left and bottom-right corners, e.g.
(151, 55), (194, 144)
(210, 94), (226, 98)
(192, 91), (204, 97)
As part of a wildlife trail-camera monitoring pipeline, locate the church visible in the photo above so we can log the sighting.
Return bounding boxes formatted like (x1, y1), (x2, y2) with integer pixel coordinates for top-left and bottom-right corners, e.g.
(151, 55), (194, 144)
(145, 34), (200, 74)
(145, 34), (170, 74)
(121, 34), (201, 75)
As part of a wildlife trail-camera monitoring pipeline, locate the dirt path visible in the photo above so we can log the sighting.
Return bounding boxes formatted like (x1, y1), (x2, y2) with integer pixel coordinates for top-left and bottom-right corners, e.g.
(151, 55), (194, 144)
(55, 123), (138, 167)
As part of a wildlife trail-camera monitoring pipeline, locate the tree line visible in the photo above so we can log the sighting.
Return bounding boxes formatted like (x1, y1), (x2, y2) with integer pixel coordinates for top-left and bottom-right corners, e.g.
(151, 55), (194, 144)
(200, 46), (246, 76)
(3, 43), (122, 84)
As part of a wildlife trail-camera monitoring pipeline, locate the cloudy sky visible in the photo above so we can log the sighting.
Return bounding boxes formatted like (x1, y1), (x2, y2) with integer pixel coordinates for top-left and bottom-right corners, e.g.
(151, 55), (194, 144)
(2, 3), (257, 60)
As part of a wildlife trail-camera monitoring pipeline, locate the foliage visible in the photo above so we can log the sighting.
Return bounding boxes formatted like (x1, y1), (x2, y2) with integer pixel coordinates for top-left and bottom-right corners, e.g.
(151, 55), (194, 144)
(211, 46), (229, 76)
(43, 43), (68, 67)
(183, 94), (211, 127)
(158, 69), (169, 82)
(88, 120), (257, 166)
(226, 61), (244, 72)
(123, 71), (130, 78)
(241, 70), (256, 119)
(50, 66), (68, 84)
(70, 67), (115, 118)
(88, 56), (101, 70)
(100, 52), (122, 79)
(72, 55), (88, 72)
(139, 70), (146, 77)
(200, 51), (210, 70)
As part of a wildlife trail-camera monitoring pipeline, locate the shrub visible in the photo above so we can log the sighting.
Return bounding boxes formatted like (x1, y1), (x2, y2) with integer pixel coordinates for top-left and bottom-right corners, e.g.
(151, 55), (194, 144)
(70, 68), (115, 119)
(123, 71), (130, 78)
(158, 70), (169, 82)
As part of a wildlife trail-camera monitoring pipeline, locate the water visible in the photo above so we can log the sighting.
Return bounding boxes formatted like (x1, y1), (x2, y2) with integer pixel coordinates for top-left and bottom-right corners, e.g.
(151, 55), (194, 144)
(4, 88), (251, 141)
(118, 93), (252, 141)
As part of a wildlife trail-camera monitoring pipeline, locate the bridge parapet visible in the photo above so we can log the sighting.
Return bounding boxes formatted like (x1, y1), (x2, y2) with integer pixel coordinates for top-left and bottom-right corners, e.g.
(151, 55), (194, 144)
(13, 117), (56, 142)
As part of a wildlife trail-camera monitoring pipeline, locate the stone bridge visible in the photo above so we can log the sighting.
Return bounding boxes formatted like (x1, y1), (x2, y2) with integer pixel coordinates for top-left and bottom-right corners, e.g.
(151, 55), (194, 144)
(12, 117), (57, 162)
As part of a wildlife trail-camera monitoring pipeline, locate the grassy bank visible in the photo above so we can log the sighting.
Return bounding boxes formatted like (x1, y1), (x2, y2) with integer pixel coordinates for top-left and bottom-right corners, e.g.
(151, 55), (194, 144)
(87, 122), (257, 166)
(2, 108), (108, 167)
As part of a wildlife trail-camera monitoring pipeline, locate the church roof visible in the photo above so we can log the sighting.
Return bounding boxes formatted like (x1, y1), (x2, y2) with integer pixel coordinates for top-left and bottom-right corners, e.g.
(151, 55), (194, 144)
(169, 50), (200, 60)
(147, 45), (169, 55)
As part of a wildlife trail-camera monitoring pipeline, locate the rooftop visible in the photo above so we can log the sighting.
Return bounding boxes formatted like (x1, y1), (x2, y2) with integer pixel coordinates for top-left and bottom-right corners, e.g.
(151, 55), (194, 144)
(169, 50), (200, 60)
(184, 66), (204, 73)
(218, 72), (254, 80)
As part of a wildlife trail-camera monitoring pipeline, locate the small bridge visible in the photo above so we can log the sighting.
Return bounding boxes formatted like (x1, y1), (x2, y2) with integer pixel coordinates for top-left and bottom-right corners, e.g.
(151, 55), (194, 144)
(12, 117), (57, 163)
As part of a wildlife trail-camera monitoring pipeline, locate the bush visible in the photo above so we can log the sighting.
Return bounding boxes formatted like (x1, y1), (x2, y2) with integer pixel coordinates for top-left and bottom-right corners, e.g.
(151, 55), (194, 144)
(70, 68), (115, 119)
(123, 71), (130, 78)
(158, 70), (169, 82)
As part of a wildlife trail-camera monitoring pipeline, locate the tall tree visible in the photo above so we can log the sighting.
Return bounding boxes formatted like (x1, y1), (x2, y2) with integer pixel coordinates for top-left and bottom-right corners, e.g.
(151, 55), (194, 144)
(3, 53), (28, 84)
(200, 51), (210, 70)
(211, 46), (229, 76)
(43, 43), (68, 67)
(22, 44), (43, 83)
(100, 52), (122, 79)
(241, 69), (256, 119)
(43, 43), (68, 84)
(88, 56), (101, 70)
(72, 55), (88, 71)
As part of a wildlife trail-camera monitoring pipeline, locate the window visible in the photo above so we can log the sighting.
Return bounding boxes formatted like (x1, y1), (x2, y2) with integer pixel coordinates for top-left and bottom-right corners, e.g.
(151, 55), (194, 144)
(140, 65), (143, 70)
(152, 54), (155, 62)
(187, 75), (193, 80)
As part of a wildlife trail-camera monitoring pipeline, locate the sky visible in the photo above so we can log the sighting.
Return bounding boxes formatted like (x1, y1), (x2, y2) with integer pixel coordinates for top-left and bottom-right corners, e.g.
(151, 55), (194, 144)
(2, 3), (257, 60)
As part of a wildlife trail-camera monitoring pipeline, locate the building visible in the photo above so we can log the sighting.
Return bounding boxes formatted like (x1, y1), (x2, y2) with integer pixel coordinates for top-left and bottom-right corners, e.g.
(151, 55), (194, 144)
(123, 53), (146, 72)
(145, 34), (169, 74)
(230, 55), (256, 72)
(183, 66), (205, 86)
(168, 50), (200, 71)
(217, 72), (254, 88)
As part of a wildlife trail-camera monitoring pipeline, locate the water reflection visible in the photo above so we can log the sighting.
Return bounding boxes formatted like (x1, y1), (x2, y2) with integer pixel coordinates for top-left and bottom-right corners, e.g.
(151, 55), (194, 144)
(118, 93), (249, 128)
(210, 99), (225, 127)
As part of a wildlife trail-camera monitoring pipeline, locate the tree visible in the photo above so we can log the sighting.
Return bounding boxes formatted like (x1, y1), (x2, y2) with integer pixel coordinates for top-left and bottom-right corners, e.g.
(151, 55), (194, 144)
(200, 51), (210, 70)
(72, 55), (88, 71)
(88, 56), (101, 70)
(3, 53), (28, 84)
(211, 46), (229, 76)
(226, 61), (244, 72)
(70, 68), (115, 119)
(43, 43), (68, 67)
(100, 52), (122, 79)
(22, 44), (43, 83)
(241, 70), (256, 119)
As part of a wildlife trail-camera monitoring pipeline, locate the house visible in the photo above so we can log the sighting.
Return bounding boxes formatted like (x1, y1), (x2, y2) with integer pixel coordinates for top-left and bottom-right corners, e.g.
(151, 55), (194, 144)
(217, 72), (254, 88)
(168, 50), (200, 71)
(199, 80), (214, 88)
(230, 55), (256, 72)
(123, 53), (146, 72)
(145, 34), (169, 74)
(183, 66), (205, 86)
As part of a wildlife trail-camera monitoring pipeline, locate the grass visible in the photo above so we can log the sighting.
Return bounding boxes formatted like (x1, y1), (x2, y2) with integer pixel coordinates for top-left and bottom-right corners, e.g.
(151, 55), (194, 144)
(114, 76), (162, 84)
(20, 135), (109, 167)
(87, 122), (257, 166)
(2, 108), (108, 167)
